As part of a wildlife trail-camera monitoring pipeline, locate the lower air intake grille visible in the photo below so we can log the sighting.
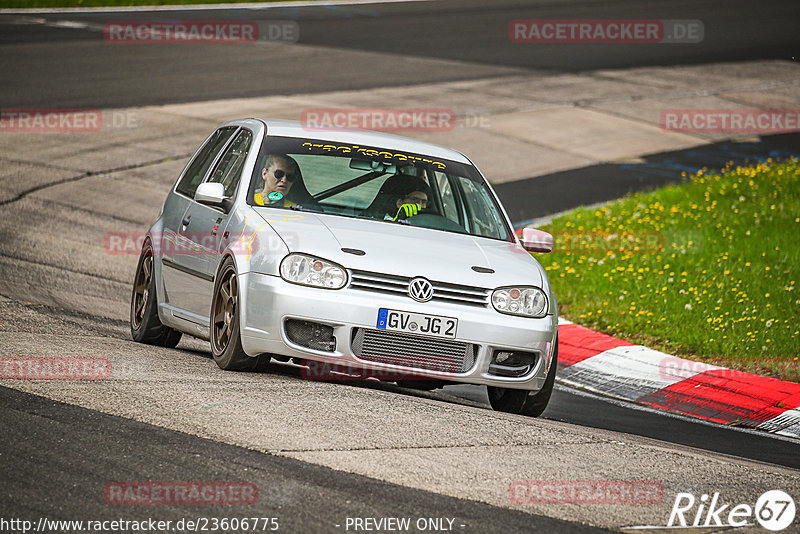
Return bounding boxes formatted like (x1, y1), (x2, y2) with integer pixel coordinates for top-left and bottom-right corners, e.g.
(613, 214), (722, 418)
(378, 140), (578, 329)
(351, 328), (476, 373)
(285, 319), (336, 352)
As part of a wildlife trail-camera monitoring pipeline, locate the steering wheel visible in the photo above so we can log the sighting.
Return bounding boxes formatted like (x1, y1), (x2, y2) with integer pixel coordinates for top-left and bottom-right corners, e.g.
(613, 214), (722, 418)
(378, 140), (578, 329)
(405, 212), (466, 232)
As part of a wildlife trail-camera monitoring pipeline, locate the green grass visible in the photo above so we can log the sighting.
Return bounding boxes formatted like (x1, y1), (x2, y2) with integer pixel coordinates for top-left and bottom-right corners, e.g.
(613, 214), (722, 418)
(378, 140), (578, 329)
(0, 0), (300, 8)
(540, 159), (800, 382)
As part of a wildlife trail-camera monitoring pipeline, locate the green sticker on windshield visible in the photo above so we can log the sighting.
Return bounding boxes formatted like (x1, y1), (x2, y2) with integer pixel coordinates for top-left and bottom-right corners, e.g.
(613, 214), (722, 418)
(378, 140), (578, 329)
(267, 191), (283, 201)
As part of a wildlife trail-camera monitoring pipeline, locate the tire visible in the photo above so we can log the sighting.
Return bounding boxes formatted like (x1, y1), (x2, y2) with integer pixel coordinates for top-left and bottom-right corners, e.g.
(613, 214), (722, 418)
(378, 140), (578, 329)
(130, 240), (182, 348)
(487, 339), (558, 417)
(210, 257), (269, 371)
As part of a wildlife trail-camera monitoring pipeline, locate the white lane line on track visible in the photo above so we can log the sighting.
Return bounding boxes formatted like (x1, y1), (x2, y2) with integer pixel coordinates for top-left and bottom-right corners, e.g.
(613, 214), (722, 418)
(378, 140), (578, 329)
(49, 20), (89, 28)
(0, 0), (432, 14)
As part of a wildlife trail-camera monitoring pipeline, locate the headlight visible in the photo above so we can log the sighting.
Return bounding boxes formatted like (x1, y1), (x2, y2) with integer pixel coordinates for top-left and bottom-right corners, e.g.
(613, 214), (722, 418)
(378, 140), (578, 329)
(280, 253), (347, 289)
(491, 286), (548, 318)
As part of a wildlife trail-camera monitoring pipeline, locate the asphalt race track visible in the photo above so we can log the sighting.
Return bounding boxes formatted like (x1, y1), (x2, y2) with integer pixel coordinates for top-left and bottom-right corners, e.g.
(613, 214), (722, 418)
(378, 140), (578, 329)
(0, 0), (798, 108)
(1, 1), (800, 532)
(0, 386), (607, 533)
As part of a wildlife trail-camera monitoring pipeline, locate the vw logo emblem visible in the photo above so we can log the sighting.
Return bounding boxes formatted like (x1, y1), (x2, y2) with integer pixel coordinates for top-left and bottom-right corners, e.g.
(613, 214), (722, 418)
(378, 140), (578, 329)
(408, 277), (433, 302)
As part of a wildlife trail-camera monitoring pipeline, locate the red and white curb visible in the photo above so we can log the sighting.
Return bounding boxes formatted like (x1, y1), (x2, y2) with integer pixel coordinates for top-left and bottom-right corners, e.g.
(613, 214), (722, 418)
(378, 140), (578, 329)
(556, 318), (800, 439)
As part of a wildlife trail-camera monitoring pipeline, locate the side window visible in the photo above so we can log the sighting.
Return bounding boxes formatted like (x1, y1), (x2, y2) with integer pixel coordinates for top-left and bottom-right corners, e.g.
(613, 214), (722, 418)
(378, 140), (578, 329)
(207, 129), (253, 197)
(175, 127), (237, 198)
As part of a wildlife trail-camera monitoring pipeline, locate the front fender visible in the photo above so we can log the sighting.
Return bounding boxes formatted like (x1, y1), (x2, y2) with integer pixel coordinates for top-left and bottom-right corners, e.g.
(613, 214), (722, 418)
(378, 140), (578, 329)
(220, 206), (289, 278)
(216, 208), (289, 349)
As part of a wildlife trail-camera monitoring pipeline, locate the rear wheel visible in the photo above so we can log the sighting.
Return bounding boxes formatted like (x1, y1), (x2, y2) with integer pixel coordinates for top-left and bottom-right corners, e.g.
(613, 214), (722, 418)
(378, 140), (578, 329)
(210, 258), (269, 371)
(487, 339), (558, 417)
(130, 240), (182, 348)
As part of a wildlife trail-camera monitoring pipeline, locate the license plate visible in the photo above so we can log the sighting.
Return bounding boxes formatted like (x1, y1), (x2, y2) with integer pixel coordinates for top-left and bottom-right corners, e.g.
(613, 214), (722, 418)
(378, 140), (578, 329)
(376, 308), (458, 339)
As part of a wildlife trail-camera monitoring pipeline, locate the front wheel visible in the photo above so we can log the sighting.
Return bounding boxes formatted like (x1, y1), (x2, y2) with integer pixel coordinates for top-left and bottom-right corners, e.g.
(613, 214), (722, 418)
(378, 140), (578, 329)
(210, 257), (269, 371)
(487, 339), (558, 417)
(130, 240), (182, 348)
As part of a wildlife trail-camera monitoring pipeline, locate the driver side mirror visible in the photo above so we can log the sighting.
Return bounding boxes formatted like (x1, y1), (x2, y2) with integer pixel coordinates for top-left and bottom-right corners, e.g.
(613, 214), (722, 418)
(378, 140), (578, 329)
(194, 182), (232, 212)
(521, 228), (554, 253)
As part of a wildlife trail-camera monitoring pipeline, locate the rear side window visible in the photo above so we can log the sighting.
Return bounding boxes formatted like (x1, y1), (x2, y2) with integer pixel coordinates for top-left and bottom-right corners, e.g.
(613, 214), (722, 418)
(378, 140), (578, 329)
(176, 126), (237, 198)
(207, 129), (253, 197)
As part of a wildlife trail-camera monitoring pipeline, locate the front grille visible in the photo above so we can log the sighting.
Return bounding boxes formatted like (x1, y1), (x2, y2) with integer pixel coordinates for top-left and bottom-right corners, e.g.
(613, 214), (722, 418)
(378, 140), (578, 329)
(349, 270), (489, 307)
(351, 328), (477, 373)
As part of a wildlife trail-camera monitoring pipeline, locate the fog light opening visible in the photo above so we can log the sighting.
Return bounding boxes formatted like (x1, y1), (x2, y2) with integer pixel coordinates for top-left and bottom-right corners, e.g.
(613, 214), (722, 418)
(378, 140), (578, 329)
(285, 319), (336, 353)
(495, 351), (514, 364)
(489, 350), (538, 377)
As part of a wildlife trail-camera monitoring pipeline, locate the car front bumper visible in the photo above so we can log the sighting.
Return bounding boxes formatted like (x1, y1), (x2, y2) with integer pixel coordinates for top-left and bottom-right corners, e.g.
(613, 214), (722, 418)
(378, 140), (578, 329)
(239, 272), (556, 391)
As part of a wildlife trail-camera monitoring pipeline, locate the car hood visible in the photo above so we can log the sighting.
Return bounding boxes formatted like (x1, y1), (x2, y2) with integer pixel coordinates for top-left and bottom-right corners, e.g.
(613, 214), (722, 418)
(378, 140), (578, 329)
(255, 209), (543, 288)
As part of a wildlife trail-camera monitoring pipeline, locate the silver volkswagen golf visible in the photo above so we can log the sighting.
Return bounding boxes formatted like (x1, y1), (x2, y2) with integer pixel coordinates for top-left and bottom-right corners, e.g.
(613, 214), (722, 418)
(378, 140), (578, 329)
(130, 119), (558, 416)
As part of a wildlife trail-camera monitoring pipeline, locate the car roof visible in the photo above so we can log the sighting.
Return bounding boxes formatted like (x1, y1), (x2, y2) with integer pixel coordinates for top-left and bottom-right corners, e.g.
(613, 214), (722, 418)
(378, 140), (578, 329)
(258, 119), (472, 165)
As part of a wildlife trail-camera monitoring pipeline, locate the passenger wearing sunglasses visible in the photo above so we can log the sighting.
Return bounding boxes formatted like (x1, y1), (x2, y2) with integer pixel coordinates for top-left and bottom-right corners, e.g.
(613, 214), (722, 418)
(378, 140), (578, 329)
(254, 154), (301, 207)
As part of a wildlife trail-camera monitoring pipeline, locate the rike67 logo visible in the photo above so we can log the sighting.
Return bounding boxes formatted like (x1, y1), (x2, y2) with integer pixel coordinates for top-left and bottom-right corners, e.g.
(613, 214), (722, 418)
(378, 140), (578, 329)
(668, 490), (796, 531)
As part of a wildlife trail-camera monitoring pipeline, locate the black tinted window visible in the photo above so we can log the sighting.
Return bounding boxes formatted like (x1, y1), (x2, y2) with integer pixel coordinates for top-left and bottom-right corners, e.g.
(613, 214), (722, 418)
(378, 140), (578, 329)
(176, 127), (236, 198)
(207, 129), (253, 197)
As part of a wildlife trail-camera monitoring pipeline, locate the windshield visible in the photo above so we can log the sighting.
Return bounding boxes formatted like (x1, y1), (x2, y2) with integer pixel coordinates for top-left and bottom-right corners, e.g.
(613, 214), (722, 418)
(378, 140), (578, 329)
(247, 136), (512, 241)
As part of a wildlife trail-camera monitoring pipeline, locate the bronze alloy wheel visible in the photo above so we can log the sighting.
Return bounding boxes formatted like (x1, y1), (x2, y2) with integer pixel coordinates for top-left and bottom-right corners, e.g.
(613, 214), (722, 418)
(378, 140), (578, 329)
(129, 240), (182, 348)
(131, 250), (153, 331)
(212, 265), (238, 354)
(210, 259), (269, 371)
